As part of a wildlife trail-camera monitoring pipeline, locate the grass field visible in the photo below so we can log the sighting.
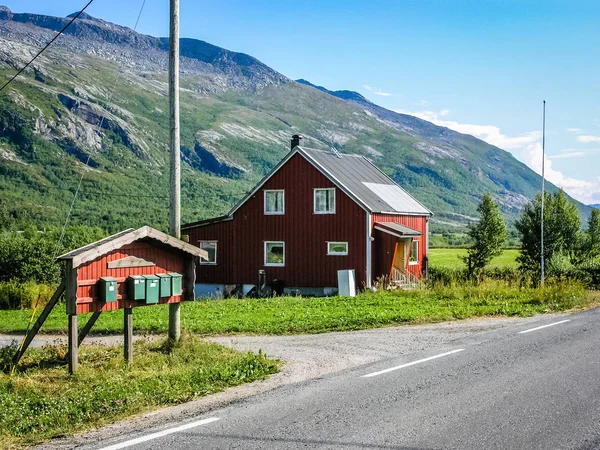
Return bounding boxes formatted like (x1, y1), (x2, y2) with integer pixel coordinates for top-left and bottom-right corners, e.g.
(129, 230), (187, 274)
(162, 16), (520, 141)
(0, 282), (595, 338)
(429, 248), (519, 269)
(0, 335), (278, 448)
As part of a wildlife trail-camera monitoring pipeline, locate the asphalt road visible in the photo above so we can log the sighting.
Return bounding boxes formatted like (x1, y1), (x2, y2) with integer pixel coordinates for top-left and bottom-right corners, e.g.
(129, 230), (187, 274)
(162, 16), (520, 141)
(84, 308), (600, 450)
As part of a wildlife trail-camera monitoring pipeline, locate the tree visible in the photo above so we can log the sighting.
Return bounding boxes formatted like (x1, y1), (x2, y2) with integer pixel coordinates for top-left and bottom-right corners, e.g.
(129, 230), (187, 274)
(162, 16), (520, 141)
(464, 193), (506, 277)
(515, 189), (581, 275)
(576, 208), (600, 264)
(589, 209), (600, 257)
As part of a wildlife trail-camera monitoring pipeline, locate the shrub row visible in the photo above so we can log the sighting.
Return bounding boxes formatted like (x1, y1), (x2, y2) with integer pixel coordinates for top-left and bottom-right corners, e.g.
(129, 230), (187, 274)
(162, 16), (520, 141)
(0, 281), (56, 310)
(428, 265), (600, 290)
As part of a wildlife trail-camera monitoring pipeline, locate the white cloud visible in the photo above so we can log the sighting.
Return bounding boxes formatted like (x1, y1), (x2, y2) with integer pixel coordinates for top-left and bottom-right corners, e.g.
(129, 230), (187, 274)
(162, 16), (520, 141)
(395, 107), (600, 204)
(363, 85), (391, 97)
(567, 128), (583, 134)
(549, 151), (587, 159)
(395, 108), (540, 150)
(523, 143), (600, 204)
(577, 135), (600, 143)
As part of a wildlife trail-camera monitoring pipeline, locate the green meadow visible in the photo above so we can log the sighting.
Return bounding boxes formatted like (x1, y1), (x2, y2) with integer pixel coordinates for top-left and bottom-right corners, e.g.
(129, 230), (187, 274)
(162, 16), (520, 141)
(429, 248), (519, 269)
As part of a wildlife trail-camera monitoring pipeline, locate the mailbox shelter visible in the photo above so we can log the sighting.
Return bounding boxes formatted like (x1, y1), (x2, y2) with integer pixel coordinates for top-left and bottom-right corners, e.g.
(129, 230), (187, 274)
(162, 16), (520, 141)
(13, 226), (207, 374)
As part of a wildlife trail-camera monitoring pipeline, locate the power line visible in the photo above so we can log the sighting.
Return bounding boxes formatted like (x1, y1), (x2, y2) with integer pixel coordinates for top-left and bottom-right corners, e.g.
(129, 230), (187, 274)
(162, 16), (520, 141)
(0, 0), (95, 94)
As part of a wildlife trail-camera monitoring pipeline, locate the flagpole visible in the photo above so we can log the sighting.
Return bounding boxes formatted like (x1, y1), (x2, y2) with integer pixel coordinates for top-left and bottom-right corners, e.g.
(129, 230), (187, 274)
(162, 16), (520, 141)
(541, 100), (546, 286)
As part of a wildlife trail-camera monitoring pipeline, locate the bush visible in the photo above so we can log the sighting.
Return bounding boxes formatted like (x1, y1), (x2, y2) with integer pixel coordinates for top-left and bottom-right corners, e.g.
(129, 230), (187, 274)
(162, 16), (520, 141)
(428, 266), (531, 288)
(0, 280), (56, 310)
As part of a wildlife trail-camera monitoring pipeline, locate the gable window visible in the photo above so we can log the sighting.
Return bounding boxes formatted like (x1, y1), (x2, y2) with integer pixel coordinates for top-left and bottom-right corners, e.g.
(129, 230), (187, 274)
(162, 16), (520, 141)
(265, 241), (285, 266)
(199, 241), (217, 264)
(409, 240), (419, 265)
(314, 188), (336, 214)
(327, 242), (348, 255)
(264, 190), (284, 215)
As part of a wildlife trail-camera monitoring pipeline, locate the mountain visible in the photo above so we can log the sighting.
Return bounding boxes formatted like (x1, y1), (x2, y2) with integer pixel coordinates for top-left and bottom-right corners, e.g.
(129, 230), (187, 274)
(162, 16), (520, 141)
(590, 204), (600, 209)
(0, 6), (589, 234)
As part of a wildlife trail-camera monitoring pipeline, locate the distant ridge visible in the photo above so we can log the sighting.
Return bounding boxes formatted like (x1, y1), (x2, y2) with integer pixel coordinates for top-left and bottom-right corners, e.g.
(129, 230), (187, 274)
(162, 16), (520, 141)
(0, 5), (591, 232)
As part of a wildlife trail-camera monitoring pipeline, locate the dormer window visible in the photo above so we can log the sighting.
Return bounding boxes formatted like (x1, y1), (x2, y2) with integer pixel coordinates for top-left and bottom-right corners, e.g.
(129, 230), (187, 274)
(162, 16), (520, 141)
(314, 188), (336, 214)
(264, 190), (284, 215)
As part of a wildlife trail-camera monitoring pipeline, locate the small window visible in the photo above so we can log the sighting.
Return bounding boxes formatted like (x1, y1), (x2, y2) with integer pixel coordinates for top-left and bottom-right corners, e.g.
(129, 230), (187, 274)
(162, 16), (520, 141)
(264, 190), (284, 215)
(199, 241), (217, 264)
(314, 188), (336, 214)
(409, 240), (419, 265)
(327, 242), (348, 255)
(265, 241), (285, 266)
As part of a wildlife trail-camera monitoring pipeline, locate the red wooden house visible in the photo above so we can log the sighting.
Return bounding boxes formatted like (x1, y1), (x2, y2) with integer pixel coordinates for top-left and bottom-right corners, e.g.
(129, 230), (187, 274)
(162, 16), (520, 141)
(183, 135), (432, 296)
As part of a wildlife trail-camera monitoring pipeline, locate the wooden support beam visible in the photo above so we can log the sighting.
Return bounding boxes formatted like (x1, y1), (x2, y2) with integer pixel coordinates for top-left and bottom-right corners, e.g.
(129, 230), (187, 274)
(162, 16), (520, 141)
(168, 303), (181, 342)
(68, 314), (78, 375)
(184, 254), (196, 302)
(12, 281), (65, 368)
(124, 308), (133, 364)
(65, 260), (78, 315)
(78, 311), (102, 346)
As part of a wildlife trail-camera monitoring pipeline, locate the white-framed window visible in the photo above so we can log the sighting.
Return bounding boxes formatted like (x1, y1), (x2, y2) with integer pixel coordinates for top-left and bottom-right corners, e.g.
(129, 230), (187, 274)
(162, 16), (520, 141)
(327, 242), (348, 255)
(199, 241), (217, 264)
(264, 241), (285, 266)
(264, 190), (284, 215)
(314, 188), (336, 214)
(409, 240), (419, 265)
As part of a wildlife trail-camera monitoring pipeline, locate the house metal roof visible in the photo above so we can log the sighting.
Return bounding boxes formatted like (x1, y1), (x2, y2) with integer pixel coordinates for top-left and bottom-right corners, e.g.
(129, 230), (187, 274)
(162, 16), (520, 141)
(58, 226), (208, 268)
(181, 145), (431, 230)
(373, 222), (422, 238)
(301, 147), (431, 215)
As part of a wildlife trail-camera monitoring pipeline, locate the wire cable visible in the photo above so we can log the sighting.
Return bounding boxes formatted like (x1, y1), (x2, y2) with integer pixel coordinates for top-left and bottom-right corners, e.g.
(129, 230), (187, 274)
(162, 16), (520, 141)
(52, 0), (148, 260)
(0, 0), (95, 94)
(10, 0), (148, 376)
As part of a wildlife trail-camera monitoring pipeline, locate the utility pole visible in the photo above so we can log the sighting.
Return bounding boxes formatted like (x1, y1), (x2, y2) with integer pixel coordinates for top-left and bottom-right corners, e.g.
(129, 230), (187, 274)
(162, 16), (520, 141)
(168, 0), (181, 341)
(541, 100), (546, 287)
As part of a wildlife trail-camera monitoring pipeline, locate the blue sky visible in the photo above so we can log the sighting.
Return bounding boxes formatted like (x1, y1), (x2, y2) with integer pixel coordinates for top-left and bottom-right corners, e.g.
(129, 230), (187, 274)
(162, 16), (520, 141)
(5, 0), (600, 204)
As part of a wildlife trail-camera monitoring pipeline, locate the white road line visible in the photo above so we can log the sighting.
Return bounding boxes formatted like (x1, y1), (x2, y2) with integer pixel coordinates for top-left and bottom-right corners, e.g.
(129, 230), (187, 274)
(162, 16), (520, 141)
(362, 349), (465, 378)
(98, 417), (220, 450)
(518, 319), (571, 334)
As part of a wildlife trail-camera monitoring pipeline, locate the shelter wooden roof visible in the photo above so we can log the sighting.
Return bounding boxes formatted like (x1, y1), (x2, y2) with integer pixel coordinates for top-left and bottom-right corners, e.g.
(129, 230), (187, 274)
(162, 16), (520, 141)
(58, 226), (208, 268)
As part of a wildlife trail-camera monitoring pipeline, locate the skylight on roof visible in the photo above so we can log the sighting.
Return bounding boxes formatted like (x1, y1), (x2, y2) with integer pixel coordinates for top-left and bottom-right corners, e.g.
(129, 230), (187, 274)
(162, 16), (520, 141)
(362, 182), (428, 213)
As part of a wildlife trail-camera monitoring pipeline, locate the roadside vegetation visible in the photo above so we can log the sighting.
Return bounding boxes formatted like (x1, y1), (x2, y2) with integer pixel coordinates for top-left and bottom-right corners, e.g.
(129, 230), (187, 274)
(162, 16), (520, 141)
(0, 281), (597, 337)
(428, 248), (518, 269)
(0, 334), (278, 448)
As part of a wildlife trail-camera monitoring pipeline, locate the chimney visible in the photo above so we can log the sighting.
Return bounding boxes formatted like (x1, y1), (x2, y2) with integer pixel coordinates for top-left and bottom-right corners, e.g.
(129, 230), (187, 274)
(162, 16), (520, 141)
(291, 134), (302, 150)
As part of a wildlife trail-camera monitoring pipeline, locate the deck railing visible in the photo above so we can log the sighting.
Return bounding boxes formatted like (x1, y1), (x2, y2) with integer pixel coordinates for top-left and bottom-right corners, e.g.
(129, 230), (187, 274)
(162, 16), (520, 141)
(390, 266), (421, 288)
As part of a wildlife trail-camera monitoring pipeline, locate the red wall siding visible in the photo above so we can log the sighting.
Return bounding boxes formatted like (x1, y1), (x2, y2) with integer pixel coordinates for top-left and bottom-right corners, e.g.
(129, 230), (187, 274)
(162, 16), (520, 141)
(75, 240), (186, 314)
(371, 214), (428, 277)
(373, 228), (397, 280)
(185, 220), (234, 284)
(185, 153), (367, 287)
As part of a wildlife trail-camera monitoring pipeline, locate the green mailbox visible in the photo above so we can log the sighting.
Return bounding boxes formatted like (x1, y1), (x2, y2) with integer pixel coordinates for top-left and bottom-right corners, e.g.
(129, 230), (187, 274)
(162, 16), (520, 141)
(143, 275), (160, 304)
(128, 275), (146, 301)
(169, 272), (183, 296)
(156, 273), (172, 297)
(98, 276), (118, 303)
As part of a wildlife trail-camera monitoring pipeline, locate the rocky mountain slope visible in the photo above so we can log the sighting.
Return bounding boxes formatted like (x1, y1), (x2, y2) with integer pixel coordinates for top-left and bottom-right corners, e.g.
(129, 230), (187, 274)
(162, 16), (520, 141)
(0, 6), (586, 233)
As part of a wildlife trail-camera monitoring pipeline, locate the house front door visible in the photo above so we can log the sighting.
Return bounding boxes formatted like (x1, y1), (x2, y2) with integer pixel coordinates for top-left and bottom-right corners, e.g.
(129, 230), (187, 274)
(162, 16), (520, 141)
(393, 239), (407, 270)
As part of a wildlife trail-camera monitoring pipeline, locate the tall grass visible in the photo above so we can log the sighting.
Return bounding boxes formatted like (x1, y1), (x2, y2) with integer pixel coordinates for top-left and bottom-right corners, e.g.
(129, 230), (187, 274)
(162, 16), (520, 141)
(0, 281), (594, 337)
(0, 334), (278, 448)
(0, 281), (56, 310)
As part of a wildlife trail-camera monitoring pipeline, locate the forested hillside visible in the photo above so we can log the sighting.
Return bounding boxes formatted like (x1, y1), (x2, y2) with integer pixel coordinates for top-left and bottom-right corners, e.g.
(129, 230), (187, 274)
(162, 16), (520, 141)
(0, 6), (588, 234)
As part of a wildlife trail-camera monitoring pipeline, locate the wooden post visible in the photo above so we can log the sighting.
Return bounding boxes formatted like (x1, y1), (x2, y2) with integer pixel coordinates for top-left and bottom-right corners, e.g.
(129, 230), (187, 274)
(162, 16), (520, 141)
(78, 311), (102, 346)
(168, 303), (181, 342)
(68, 314), (78, 375)
(169, 0), (181, 239)
(124, 308), (133, 364)
(168, 0), (181, 343)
